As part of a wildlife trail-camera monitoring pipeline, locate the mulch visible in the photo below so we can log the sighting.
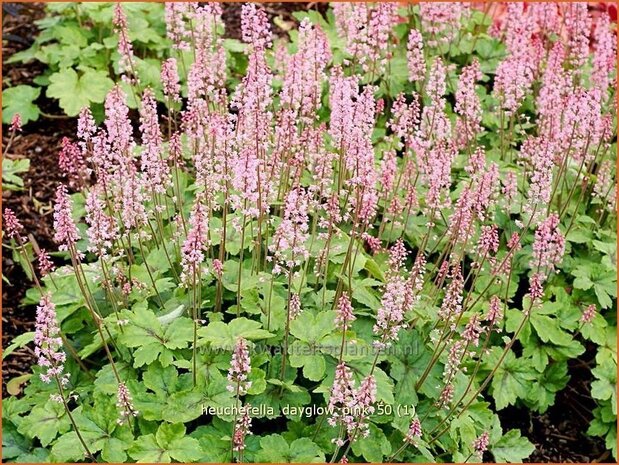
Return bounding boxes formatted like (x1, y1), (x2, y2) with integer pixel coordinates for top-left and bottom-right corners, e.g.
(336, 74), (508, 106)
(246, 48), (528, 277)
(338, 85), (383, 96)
(1, 3), (611, 463)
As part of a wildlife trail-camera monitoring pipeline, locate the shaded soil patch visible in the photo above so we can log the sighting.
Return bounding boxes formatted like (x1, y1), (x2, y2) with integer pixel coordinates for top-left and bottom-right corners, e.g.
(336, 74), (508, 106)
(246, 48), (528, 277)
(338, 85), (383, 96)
(498, 344), (609, 463)
(222, 2), (328, 40)
(2, 3), (46, 88)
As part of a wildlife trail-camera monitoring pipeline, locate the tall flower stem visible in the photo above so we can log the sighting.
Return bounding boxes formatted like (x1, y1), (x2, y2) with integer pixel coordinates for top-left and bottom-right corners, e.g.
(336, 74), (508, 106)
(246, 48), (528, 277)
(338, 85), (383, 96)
(427, 295), (536, 445)
(17, 240), (92, 376)
(68, 244), (123, 386)
(191, 264), (201, 386)
(415, 234), (521, 391)
(54, 374), (96, 462)
(136, 233), (165, 307)
(236, 212), (248, 317)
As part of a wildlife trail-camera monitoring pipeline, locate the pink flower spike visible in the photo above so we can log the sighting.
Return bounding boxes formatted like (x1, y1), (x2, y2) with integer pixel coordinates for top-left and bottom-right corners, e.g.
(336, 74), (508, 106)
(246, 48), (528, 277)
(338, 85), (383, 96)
(37, 249), (56, 277)
(473, 431), (490, 456)
(104, 85), (134, 160)
(478, 225), (499, 256)
(580, 304), (596, 324)
(328, 362), (356, 432)
(212, 258), (223, 279)
(531, 213), (565, 274)
(9, 113), (22, 132)
(77, 107), (96, 152)
(34, 293), (67, 385)
(388, 239), (408, 272)
(85, 188), (119, 257)
(420, 2), (466, 47)
(350, 374), (377, 438)
(227, 337), (252, 396)
(455, 60), (483, 147)
(407, 29), (425, 82)
(373, 273), (408, 348)
(180, 196), (210, 287)
(4, 208), (24, 241)
(362, 232), (383, 255)
(53, 185), (81, 252)
(161, 58), (181, 102)
(289, 293), (302, 320)
(241, 3), (272, 49)
(335, 293), (356, 331)
(116, 382), (138, 425)
(139, 88), (170, 195)
(528, 272), (545, 303)
(485, 296), (503, 328)
(269, 188), (310, 270)
(405, 417), (422, 443)
(232, 405), (253, 452)
(438, 266), (464, 323)
(58, 137), (88, 187)
(462, 314), (484, 347)
(113, 3), (135, 79)
(165, 3), (191, 51)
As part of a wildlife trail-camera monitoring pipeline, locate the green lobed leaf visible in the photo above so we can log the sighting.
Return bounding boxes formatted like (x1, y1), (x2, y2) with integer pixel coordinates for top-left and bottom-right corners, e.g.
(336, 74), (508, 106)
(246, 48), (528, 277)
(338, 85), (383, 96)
(2, 85), (41, 124)
(491, 429), (535, 463)
(198, 317), (275, 350)
(46, 67), (113, 116)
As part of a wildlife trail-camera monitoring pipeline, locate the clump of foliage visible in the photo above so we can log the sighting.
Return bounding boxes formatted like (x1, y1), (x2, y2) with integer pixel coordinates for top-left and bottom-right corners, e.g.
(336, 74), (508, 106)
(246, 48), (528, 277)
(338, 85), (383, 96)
(3, 2), (617, 463)
(3, 3), (167, 122)
(3, 2), (247, 124)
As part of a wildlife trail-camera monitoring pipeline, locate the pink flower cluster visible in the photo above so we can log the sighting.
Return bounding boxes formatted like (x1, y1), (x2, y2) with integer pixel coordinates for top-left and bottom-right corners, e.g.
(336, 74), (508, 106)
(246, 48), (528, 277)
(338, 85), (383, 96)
(405, 417), (422, 443)
(406, 30), (425, 82)
(270, 188), (310, 272)
(4, 208), (24, 241)
(420, 2), (467, 47)
(85, 188), (118, 257)
(232, 405), (253, 452)
(11, 5), (612, 459)
(34, 293), (67, 385)
(227, 337), (252, 396)
(53, 185), (81, 253)
(58, 137), (87, 187)
(10, 113), (22, 132)
(37, 249), (55, 276)
(116, 382), (138, 425)
(531, 213), (565, 273)
(333, 3), (399, 74)
(180, 197), (210, 286)
(139, 88), (170, 195)
(373, 273), (408, 349)
(335, 293), (356, 331)
(455, 60), (483, 147)
(113, 3), (135, 81)
(473, 431), (490, 456)
(328, 362), (377, 444)
(581, 304), (597, 324)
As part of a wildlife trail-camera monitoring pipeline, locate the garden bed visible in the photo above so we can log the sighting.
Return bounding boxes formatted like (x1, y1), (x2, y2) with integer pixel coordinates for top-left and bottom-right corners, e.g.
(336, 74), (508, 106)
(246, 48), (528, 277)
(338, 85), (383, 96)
(2, 3), (615, 463)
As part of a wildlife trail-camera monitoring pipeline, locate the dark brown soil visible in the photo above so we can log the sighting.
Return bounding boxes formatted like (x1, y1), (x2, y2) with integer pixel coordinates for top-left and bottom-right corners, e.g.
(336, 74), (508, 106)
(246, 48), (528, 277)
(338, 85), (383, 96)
(2, 2), (77, 398)
(1, 3), (612, 463)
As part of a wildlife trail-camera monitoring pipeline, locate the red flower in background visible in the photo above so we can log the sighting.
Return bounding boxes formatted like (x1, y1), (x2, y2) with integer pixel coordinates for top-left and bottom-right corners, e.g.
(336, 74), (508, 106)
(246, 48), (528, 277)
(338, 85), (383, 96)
(591, 2), (617, 22)
(474, 2), (617, 44)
